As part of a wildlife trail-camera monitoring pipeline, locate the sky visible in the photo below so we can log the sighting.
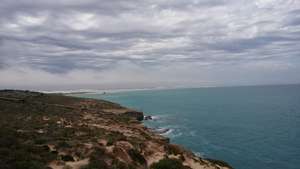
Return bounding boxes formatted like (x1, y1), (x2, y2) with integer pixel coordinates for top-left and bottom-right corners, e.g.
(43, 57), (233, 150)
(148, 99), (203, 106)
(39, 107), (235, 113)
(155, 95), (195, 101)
(1, 0), (300, 90)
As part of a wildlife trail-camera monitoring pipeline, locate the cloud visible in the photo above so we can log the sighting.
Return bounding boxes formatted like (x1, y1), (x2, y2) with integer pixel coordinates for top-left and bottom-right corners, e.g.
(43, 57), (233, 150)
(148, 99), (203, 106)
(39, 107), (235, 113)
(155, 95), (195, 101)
(0, 0), (300, 89)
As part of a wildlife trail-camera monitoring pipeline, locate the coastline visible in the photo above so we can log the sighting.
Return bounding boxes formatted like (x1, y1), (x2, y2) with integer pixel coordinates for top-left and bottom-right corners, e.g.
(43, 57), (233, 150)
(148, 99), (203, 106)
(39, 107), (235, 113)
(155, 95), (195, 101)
(67, 91), (234, 169)
(0, 90), (233, 169)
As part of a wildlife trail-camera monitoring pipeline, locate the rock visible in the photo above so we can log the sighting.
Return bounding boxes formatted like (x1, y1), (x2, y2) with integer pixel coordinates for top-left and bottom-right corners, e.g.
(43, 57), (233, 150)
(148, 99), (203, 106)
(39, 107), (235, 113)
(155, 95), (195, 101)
(155, 128), (170, 134)
(204, 158), (234, 169)
(144, 115), (152, 120)
(123, 110), (144, 121)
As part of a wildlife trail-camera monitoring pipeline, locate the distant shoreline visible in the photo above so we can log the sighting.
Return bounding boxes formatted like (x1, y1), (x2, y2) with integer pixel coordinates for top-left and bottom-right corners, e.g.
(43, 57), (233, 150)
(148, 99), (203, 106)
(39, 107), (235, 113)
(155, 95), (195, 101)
(41, 83), (300, 95)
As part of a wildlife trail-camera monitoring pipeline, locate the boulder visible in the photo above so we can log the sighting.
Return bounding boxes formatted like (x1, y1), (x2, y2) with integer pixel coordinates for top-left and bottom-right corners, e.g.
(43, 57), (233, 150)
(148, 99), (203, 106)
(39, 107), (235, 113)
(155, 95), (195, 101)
(144, 115), (152, 120)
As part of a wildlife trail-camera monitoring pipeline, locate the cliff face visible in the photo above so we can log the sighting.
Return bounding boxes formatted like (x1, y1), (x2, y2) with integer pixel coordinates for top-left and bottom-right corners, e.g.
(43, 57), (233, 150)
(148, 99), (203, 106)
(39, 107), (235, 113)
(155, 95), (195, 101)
(0, 90), (233, 169)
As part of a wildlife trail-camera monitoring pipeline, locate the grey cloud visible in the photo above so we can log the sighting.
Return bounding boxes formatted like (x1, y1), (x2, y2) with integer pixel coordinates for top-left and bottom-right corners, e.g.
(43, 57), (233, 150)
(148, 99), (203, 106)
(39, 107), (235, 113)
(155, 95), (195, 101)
(289, 9), (300, 15)
(286, 17), (300, 26)
(0, 0), (300, 89)
(1, 35), (92, 50)
(208, 35), (300, 53)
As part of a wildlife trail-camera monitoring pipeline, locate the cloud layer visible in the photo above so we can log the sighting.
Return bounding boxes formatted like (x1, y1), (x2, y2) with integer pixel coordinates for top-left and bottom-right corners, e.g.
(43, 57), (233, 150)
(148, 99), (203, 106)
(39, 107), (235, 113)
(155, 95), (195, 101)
(1, 0), (300, 90)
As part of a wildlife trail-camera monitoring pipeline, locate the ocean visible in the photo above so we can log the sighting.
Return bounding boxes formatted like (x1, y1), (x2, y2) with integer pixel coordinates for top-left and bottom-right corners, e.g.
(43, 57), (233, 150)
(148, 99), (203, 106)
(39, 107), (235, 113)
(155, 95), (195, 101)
(70, 84), (300, 169)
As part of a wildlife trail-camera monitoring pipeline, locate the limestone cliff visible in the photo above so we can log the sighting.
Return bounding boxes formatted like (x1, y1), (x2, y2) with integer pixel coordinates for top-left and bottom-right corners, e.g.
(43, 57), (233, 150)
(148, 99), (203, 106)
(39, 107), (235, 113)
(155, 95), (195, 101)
(0, 90), (233, 169)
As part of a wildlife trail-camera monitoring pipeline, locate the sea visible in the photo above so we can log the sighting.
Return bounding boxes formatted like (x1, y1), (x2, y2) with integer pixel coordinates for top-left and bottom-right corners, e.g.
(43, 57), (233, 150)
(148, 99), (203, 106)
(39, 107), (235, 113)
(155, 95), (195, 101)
(69, 84), (300, 169)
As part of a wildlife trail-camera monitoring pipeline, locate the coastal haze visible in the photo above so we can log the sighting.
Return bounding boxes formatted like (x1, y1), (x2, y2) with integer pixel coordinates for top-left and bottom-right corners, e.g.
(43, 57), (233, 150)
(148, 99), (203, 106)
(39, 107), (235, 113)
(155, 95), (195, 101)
(1, 0), (300, 90)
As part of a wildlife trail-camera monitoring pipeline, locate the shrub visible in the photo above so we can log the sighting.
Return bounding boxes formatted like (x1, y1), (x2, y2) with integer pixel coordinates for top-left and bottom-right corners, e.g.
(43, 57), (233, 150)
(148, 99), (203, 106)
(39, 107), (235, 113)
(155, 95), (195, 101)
(57, 141), (72, 148)
(15, 160), (44, 169)
(166, 144), (182, 155)
(111, 159), (128, 169)
(107, 137), (114, 146)
(106, 132), (126, 146)
(63, 165), (73, 169)
(81, 148), (108, 169)
(34, 138), (48, 145)
(61, 154), (75, 162)
(150, 158), (188, 169)
(127, 149), (146, 165)
(81, 159), (108, 169)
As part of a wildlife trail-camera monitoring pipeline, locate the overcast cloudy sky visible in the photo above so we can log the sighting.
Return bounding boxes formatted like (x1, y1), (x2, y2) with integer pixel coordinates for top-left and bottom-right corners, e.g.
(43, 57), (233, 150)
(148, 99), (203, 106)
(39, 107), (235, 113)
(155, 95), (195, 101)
(1, 0), (300, 90)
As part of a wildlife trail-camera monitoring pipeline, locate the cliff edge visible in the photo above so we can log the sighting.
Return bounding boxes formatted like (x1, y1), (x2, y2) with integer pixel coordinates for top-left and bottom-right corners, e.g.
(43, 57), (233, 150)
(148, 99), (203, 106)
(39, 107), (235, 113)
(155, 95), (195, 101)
(0, 90), (233, 169)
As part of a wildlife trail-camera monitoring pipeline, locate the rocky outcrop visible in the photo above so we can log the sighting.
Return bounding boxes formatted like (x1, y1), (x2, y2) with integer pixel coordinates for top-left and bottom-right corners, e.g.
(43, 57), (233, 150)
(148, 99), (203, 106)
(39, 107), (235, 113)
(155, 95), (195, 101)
(144, 115), (152, 120)
(123, 110), (144, 121)
(0, 90), (233, 169)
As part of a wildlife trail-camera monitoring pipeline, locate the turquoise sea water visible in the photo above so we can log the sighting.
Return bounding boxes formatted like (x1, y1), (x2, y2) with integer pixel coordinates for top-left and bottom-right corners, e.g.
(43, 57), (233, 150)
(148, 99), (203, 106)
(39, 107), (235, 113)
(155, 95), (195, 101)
(71, 85), (300, 169)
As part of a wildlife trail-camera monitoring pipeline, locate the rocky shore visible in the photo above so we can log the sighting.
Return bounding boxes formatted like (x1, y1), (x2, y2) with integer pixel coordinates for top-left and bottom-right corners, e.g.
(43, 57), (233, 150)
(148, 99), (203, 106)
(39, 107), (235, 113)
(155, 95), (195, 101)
(0, 90), (233, 169)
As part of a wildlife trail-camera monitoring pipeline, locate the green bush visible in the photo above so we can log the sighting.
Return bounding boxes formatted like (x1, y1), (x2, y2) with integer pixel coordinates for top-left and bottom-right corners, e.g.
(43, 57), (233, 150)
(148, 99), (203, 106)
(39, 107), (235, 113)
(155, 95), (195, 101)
(127, 149), (146, 165)
(57, 141), (72, 148)
(111, 159), (128, 169)
(0, 129), (56, 169)
(61, 154), (75, 162)
(34, 138), (47, 145)
(81, 148), (109, 169)
(150, 158), (188, 169)
(15, 160), (44, 169)
(106, 132), (126, 146)
(166, 144), (182, 155)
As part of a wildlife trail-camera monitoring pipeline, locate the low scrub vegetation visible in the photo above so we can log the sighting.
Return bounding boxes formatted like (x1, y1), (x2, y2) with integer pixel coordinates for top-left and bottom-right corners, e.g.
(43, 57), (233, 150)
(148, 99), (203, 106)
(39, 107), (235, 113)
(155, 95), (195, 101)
(150, 158), (190, 169)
